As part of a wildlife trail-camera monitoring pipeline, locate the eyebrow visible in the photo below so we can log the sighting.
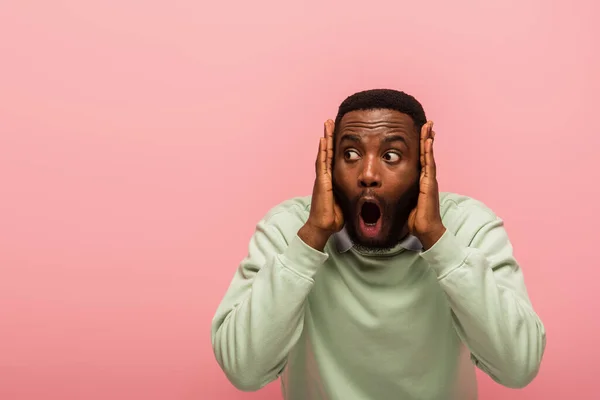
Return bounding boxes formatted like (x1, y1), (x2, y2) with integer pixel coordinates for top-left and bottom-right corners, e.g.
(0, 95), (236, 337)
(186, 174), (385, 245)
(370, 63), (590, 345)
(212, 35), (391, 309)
(339, 133), (408, 146)
(339, 134), (362, 144)
(382, 135), (408, 145)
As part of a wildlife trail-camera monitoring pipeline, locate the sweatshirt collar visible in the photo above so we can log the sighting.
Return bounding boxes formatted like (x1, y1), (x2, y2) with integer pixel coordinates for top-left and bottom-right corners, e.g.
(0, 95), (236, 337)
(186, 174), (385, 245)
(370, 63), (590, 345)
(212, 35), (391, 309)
(332, 226), (423, 253)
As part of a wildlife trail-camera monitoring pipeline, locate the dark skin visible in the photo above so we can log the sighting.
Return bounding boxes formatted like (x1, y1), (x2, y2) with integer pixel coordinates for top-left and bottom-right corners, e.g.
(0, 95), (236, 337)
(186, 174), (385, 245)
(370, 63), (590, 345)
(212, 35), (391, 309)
(332, 109), (421, 250)
(298, 109), (446, 252)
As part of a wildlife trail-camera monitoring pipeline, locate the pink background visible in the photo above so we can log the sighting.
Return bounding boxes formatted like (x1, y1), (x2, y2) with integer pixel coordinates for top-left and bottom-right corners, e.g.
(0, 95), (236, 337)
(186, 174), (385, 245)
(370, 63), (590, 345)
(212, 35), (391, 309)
(1, 1), (598, 399)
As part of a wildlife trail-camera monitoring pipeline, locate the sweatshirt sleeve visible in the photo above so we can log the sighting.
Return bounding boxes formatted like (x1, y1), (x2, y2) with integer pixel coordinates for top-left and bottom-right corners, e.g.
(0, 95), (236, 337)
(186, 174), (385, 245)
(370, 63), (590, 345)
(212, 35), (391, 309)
(419, 215), (546, 389)
(210, 210), (329, 391)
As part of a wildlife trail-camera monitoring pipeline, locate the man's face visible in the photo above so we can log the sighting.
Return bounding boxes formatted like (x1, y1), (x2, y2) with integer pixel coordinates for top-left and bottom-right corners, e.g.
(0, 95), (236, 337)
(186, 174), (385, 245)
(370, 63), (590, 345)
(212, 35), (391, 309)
(332, 109), (421, 250)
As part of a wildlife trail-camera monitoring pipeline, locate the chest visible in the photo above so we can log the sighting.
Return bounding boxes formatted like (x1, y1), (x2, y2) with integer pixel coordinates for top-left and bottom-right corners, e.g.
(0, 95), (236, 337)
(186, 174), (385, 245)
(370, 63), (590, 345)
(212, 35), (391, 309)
(307, 251), (455, 353)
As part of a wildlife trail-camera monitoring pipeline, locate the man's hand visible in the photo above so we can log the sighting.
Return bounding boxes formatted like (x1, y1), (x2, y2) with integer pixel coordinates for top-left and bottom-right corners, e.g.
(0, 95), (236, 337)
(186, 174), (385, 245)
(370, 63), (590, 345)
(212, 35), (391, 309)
(407, 121), (446, 250)
(298, 120), (344, 252)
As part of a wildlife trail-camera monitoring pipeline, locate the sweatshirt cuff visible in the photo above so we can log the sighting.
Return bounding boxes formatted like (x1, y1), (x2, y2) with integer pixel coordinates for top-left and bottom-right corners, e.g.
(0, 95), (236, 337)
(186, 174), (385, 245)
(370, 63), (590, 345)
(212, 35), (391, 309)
(419, 229), (470, 279)
(278, 234), (329, 280)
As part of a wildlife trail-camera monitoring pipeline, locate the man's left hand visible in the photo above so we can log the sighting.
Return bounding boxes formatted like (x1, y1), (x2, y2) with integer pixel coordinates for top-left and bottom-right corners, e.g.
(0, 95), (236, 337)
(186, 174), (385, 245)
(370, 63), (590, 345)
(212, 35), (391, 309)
(407, 121), (446, 250)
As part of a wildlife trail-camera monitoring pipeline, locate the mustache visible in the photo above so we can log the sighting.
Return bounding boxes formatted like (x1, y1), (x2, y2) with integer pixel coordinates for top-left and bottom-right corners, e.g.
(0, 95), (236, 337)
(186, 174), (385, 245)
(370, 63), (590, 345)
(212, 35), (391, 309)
(333, 178), (419, 213)
(332, 183), (387, 211)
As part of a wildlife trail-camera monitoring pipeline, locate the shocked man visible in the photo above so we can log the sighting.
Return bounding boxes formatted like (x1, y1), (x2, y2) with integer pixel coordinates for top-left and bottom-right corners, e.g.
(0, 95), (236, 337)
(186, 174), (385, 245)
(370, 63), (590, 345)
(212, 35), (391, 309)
(211, 89), (546, 400)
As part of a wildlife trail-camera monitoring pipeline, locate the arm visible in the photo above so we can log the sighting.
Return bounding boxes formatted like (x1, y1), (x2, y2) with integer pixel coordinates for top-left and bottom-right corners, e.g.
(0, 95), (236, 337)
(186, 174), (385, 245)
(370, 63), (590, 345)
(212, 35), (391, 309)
(408, 122), (545, 388)
(211, 214), (329, 391)
(212, 119), (342, 391)
(420, 216), (546, 388)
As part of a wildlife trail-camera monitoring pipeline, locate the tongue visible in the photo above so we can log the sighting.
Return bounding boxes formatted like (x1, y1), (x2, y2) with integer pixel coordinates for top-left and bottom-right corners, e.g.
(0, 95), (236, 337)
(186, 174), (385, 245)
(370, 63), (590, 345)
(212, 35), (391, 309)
(359, 215), (382, 238)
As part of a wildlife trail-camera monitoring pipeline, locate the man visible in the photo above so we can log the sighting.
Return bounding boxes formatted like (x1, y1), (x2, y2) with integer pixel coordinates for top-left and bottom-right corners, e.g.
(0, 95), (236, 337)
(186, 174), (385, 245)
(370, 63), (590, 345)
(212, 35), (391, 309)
(211, 89), (546, 399)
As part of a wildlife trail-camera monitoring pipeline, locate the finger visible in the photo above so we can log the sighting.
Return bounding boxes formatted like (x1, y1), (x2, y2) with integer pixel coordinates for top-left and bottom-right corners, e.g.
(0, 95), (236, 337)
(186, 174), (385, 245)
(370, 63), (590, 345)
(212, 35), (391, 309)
(419, 122), (427, 166)
(325, 120), (334, 174)
(420, 121), (432, 168)
(425, 137), (436, 180)
(429, 122), (434, 141)
(316, 137), (326, 175)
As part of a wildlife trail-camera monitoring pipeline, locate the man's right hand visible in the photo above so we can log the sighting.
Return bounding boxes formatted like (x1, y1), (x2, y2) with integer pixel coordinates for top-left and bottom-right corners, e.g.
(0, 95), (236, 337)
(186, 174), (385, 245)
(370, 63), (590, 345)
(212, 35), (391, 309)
(298, 119), (344, 252)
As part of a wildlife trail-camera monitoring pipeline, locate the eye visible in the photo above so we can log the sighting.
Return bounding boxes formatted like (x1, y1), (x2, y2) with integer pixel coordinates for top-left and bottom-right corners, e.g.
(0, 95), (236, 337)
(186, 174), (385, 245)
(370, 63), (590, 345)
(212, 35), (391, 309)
(344, 150), (360, 161)
(383, 152), (401, 162)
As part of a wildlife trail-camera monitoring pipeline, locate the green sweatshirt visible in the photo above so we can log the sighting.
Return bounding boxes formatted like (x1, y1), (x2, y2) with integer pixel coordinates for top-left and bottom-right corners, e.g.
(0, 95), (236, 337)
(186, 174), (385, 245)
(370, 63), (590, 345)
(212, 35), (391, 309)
(211, 192), (546, 400)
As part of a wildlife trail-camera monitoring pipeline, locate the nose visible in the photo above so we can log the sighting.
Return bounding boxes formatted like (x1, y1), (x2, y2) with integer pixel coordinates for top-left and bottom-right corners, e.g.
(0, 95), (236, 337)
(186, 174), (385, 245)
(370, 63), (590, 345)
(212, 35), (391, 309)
(358, 157), (381, 188)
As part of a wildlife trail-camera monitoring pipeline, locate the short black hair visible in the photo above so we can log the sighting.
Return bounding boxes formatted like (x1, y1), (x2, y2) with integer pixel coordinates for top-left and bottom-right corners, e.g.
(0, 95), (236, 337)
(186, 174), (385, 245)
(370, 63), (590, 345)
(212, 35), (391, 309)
(334, 89), (427, 135)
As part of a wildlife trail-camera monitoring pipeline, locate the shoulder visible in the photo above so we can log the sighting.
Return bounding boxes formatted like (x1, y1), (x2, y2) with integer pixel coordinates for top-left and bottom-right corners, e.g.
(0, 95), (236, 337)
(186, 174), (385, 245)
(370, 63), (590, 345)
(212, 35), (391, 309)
(262, 195), (312, 223)
(439, 191), (502, 240)
(439, 192), (498, 219)
(256, 196), (312, 241)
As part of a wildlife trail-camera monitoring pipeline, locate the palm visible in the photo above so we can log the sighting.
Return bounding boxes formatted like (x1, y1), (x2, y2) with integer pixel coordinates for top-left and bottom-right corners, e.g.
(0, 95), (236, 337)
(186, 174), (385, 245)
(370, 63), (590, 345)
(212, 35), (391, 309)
(408, 121), (441, 237)
(309, 120), (344, 234)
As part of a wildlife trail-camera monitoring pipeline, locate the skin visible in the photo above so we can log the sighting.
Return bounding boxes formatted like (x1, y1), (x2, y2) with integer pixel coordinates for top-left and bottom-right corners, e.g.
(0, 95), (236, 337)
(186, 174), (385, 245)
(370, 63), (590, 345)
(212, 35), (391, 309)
(298, 108), (446, 252)
(332, 109), (420, 250)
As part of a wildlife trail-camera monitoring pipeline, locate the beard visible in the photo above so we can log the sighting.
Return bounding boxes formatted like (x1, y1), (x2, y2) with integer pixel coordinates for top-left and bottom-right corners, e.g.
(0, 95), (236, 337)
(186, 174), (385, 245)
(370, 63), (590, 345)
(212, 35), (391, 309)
(332, 178), (420, 252)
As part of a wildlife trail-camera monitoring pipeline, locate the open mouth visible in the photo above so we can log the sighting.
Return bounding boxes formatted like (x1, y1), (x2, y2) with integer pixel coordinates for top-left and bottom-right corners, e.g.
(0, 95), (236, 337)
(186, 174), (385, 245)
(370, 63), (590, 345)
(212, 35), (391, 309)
(360, 201), (381, 225)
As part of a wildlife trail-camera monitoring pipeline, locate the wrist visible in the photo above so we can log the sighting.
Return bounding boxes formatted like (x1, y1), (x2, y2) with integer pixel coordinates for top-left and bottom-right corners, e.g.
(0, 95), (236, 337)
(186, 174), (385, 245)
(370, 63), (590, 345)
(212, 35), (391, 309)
(417, 224), (446, 250)
(298, 222), (331, 252)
